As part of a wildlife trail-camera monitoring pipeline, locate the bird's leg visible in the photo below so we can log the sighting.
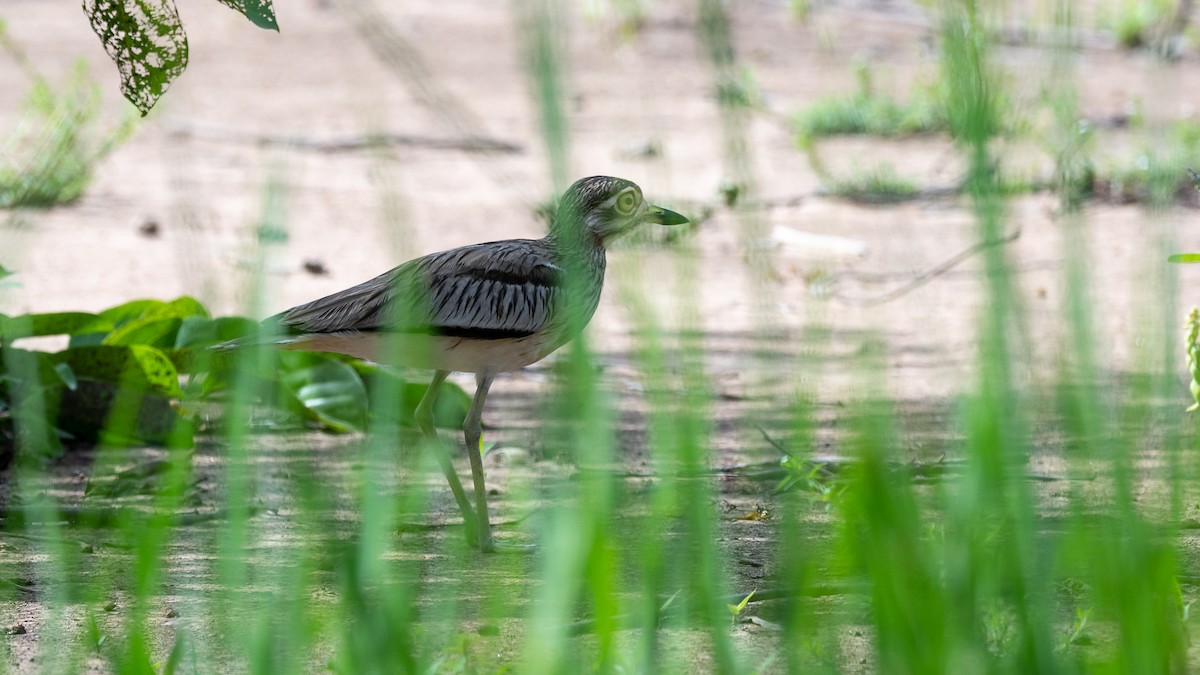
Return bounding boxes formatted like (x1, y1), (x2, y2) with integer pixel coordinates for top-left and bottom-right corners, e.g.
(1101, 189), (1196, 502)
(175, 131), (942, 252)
(459, 376), (535, 554)
(464, 373), (496, 552)
(415, 369), (478, 543)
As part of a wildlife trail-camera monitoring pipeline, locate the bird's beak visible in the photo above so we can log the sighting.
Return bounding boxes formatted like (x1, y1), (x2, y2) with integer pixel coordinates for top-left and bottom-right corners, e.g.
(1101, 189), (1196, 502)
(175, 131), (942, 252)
(646, 204), (689, 225)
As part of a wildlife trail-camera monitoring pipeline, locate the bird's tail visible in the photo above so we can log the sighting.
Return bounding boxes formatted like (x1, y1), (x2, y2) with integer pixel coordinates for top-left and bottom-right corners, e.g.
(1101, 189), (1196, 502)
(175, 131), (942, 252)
(209, 318), (300, 352)
(210, 334), (303, 352)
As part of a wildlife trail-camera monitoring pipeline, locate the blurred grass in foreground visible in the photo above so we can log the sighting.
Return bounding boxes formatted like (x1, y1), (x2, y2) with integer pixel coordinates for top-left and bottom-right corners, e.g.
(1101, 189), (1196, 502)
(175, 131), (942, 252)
(1, 1), (1199, 673)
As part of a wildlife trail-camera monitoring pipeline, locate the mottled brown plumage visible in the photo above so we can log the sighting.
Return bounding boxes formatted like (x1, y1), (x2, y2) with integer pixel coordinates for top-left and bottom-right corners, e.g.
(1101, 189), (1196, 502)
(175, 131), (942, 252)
(242, 176), (687, 551)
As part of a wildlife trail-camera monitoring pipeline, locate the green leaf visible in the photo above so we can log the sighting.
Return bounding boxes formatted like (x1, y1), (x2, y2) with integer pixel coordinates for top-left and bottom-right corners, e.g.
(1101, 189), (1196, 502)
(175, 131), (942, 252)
(215, 0), (279, 31)
(727, 589), (756, 617)
(0, 312), (112, 340)
(102, 317), (182, 348)
(173, 316), (256, 349)
(99, 299), (165, 328)
(53, 362), (78, 391)
(0, 265), (12, 281)
(72, 299), (163, 347)
(166, 316), (258, 374)
(280, 355), (368, 432)
(156, 296), (209, 320)
(659, 589), (682, 613)
(102, 297), (210, 348)
(82, 0), (189, 115)
(1168, 253), (1200, 263)
(68, 332), (108, 348)
(353, 361), (470, 429)
(49, 345), (182, 398)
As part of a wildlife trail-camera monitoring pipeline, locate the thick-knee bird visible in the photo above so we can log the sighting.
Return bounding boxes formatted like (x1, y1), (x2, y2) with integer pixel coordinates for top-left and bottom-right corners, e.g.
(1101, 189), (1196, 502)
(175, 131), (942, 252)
(230, 176), (686, 551)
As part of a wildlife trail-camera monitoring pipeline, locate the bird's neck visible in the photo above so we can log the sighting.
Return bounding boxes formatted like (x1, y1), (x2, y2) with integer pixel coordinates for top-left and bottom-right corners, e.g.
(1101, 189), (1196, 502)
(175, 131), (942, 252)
(545, 230), (606, 267)
(543, 232), (608, 332)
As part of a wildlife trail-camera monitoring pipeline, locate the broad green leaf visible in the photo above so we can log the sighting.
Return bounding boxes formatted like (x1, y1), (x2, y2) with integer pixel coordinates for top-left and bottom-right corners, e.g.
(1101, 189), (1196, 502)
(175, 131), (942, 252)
(68, 332), (109, 348)
(74, 299), (163, 347)
(103, 296), (206, 324)
(154, 296), (209, 320)
(99, 299), (165, 328)
(103, 317), (184, 348)
(0, 312), (112, 340)
(50, 345), (182, 398)
(103, 297), (210, 347)
(1168, 253), (1200, 263)
(0, 265), (12, 281)
(280, 355), (368, 432)
(82, 0), (189, 115)
(352, 361), (470, 429)
(216, 0), (279, 30)
(174, 316), (257, 349)
(409, 379), (470, 429)
(167, 316), (258, 374)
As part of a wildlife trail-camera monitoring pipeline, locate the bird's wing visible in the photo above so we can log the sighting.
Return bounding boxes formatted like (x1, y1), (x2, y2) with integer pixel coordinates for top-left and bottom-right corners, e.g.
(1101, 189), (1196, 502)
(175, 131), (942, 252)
(276, 240), (563, 339)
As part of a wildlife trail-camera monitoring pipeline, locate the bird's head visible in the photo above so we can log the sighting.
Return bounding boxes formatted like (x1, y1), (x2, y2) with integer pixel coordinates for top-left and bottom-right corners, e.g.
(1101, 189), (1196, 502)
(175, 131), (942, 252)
(551, 176), (688, 247)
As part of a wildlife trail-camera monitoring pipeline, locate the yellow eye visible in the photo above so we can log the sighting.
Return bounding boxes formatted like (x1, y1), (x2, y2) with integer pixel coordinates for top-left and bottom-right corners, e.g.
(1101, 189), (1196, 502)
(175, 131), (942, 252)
(615, 190), (638, 215)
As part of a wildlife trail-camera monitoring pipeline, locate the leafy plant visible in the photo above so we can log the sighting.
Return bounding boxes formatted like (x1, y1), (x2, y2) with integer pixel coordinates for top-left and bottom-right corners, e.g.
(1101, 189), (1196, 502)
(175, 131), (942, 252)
(715, 66), (764, 110)
(793, 62), (945, 144)
(1097, 126), (1200, 205)
(1062, 607), (1094, 648)
(0, 292), (468, 464)
(727, 589), (756, 626)
(0, 60), (135, 208)
(828, 162), (920, 204)
(1100, 0), (1176, 49)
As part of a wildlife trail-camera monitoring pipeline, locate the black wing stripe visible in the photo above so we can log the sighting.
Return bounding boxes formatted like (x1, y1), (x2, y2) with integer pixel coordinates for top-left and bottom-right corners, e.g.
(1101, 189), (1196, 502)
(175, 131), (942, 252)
(276, 239), (561, 339)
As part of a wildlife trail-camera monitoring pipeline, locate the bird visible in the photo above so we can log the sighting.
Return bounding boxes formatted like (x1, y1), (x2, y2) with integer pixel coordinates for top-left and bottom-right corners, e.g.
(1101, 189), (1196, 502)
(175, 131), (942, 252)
(230, 176), (687, 551)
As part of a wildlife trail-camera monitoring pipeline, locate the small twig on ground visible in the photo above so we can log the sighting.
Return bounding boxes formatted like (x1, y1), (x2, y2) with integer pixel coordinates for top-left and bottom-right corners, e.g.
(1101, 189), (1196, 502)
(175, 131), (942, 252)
(169, 124), (522, 154)
(741, 615), (784, 631)
(395, 511), (535, 533)
(756, 426), (794, 458)
(828, 228), (1022, 305)
(0, 577), (35, 596)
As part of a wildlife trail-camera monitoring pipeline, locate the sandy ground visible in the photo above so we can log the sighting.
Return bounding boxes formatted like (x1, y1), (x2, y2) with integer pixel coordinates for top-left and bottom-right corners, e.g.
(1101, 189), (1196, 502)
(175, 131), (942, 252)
(2, 0), (1200, 671)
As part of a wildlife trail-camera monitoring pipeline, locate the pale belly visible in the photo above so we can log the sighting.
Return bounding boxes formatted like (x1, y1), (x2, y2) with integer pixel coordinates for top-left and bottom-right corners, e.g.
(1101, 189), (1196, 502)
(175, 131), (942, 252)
(277, 331), (566, 375)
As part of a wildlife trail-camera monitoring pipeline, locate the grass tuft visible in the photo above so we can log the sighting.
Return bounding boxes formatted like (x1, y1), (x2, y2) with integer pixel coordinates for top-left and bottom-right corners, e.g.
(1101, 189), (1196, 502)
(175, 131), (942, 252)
(828, 162), (921, 204)
(793, 63), (945, 144)
(0, 61), (133, 208)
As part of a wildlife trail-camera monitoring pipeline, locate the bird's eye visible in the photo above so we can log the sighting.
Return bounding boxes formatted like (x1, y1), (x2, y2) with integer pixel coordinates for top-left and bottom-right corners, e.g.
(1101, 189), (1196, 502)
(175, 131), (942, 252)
(615, 190), (638, 215)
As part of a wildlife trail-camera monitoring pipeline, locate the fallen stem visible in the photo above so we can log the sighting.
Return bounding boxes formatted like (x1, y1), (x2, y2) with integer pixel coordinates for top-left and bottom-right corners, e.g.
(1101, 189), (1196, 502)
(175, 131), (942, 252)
(830, 228), (1021, 305)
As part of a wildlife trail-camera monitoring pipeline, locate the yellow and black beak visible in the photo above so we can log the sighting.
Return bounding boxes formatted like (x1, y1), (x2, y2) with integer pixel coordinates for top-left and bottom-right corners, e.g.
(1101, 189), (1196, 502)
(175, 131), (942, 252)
(647, 204), (689, 226)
